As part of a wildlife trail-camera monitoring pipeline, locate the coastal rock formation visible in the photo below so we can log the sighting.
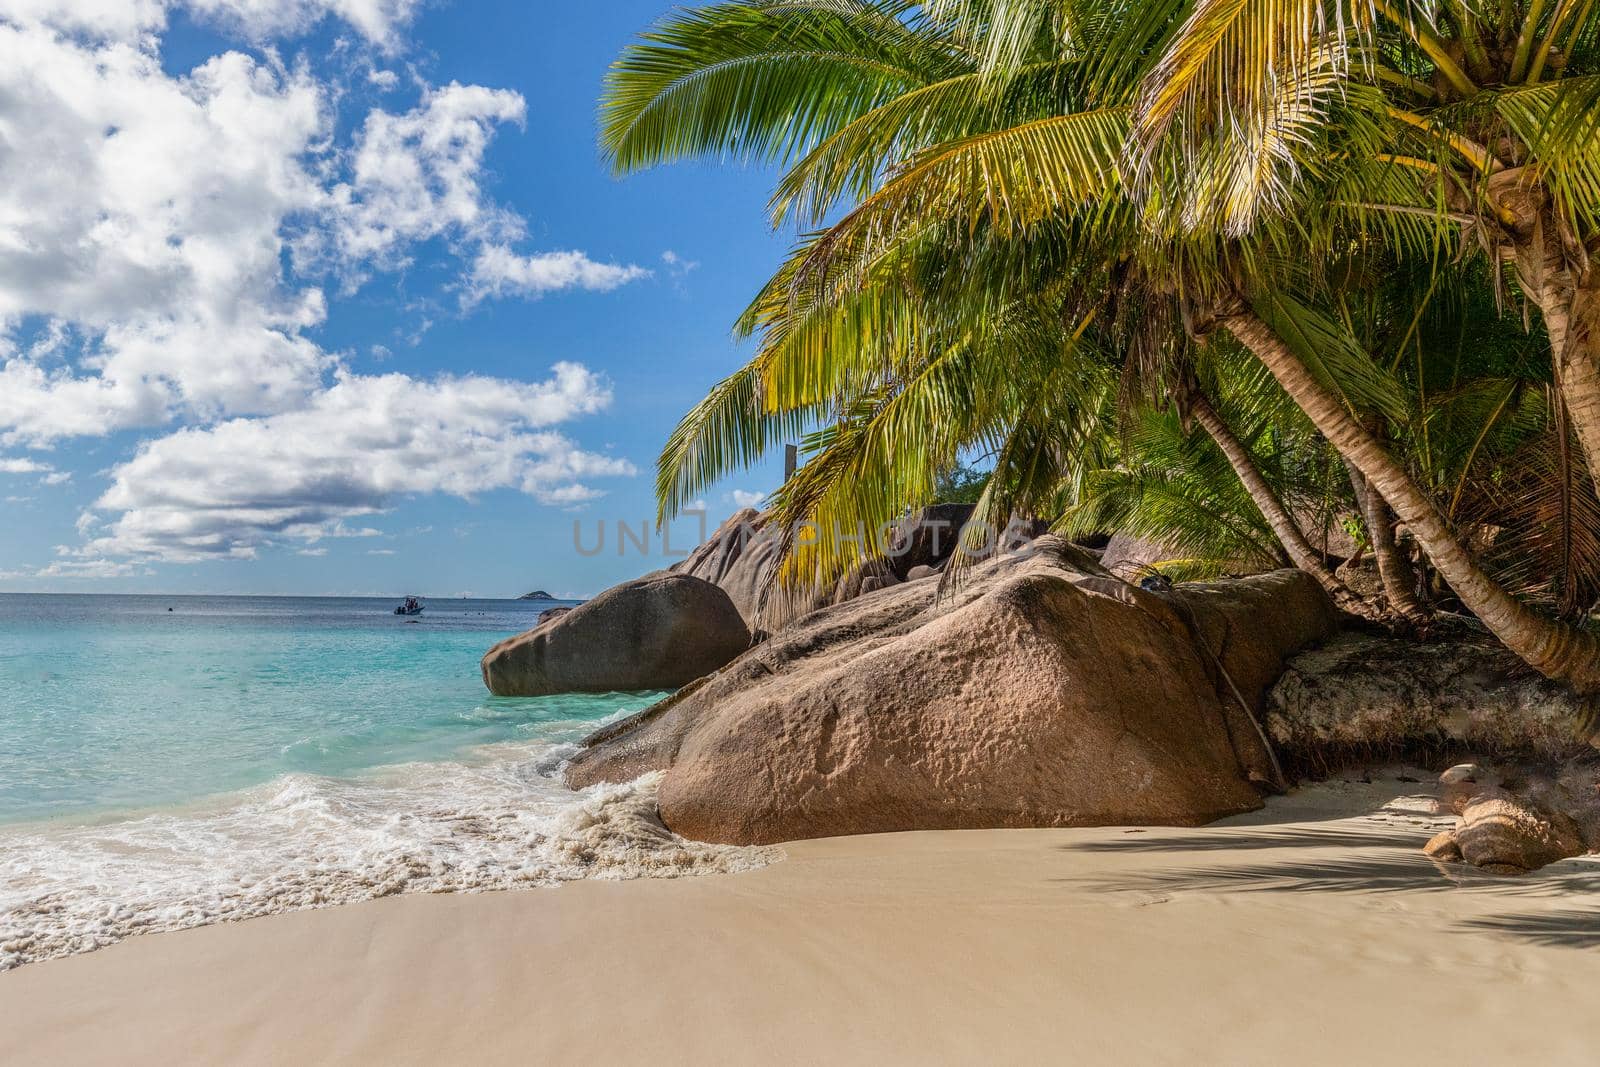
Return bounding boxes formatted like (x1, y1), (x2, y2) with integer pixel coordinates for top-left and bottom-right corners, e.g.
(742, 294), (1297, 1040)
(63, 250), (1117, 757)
(1422, 765), (1595, 873)
(671, 508), (780, 629)
(672, 505), (989, 631)
(884, 503), (975, 579)
(481, 573), (750, 696)
(1267, 635), (1591, 762)
(567, 537), (1338, 845)
(1098, 533), (1182, 580)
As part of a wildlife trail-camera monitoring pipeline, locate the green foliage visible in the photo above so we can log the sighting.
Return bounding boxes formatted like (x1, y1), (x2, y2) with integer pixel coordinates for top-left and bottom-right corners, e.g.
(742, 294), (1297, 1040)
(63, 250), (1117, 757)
(934, 462), (992, 502)
(602, 0), (1600, 628)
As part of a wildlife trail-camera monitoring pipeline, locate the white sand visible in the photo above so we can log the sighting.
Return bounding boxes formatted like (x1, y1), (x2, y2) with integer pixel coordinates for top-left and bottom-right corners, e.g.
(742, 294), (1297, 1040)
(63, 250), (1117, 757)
(4, 769), (1599, 1065)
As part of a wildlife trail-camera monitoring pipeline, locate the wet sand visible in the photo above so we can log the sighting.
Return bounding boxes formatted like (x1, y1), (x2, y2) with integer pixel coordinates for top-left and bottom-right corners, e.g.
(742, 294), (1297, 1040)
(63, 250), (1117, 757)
(5, 771), (1599, 1065)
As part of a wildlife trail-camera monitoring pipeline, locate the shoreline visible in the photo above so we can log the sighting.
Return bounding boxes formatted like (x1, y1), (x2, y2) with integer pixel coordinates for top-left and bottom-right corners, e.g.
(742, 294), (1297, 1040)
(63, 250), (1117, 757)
(6, 769), (1600, 1065)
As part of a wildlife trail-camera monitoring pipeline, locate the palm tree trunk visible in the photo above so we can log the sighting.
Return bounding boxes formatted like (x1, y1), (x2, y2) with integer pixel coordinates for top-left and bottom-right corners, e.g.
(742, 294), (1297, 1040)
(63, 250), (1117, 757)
(1186, 389), (1360, 606)
(1511, 231), (1600, 499)
(1359, 470), (1428, 623)
(1343, 453), (1428, 624)
(1221, 308), (1600, 694)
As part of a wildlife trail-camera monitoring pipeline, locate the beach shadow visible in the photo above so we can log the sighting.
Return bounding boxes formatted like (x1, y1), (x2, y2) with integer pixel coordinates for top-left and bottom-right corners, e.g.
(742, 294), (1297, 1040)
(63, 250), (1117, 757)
(1459, 910), (1600, 949)
(1066, 854), (1600, 898)
(1064, 825), (1425, 854)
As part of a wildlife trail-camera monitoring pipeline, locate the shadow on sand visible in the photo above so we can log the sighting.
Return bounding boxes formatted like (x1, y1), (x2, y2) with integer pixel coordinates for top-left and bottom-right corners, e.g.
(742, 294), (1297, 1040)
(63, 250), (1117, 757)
(1063, 824), (1426, 854)
(1458, 910), (1600, 949)
(1062, 819), (1600, 948)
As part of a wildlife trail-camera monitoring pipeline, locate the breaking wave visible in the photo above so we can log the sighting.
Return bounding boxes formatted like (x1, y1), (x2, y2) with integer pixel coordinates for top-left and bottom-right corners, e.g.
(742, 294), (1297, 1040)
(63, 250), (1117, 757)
(0, 745), (777, 971)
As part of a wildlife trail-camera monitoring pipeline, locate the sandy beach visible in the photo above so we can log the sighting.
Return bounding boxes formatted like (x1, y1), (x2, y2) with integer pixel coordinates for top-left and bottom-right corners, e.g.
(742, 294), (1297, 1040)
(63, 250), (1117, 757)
(4, 770), (1598, 1066)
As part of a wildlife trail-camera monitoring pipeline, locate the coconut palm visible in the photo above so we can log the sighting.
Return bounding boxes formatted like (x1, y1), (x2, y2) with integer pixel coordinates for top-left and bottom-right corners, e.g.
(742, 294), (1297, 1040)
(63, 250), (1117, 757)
(600, 0), (1600, 693)
(1128, 0), (1600, 490)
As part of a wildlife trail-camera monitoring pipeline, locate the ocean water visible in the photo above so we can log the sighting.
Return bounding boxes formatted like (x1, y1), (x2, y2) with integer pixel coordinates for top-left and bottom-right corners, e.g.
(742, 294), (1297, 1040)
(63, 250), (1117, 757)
(0, 595), (774, 970)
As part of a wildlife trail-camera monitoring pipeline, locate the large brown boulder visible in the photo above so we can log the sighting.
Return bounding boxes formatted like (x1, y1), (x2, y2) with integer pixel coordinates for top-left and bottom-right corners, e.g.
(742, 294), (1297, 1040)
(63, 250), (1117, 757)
(566, 537), (1337, 845)
(481, 573), (750, 696)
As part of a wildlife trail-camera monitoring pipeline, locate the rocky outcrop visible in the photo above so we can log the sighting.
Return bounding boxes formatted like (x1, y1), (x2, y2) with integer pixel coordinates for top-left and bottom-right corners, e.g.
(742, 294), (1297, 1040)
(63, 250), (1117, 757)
(1422, 764), (1596, 874)
(566, 537), (1338, 845)
(1267, 635), (1591, 762)
(481, 573), (750, 697)
(672, 505), (996, 631)
(670, 509), (780, 629)
(1097, 533), (1181, 580)
(884, 503), (975, 579)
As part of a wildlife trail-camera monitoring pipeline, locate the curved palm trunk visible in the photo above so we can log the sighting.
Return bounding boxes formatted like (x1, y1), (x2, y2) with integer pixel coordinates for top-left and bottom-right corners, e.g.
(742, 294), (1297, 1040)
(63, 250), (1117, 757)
(1510, 222), (1600, 498)
(1359, 472), (1428, 623)
(1222, 309), (1600, 694)
(1186, 390), (1361, 607)
(1344, 455), (1428, 624)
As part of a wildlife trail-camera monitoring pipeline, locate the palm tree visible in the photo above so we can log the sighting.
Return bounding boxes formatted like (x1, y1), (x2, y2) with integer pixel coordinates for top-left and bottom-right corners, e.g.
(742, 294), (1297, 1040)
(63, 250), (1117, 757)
(1128, 0), (1600, 492)
(600, 0), (1600, 693)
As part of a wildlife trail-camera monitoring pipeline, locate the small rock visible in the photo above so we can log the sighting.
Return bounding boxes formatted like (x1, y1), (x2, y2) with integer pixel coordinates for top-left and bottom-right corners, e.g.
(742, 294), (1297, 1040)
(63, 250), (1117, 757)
(1440, 763), (1490, 815)
(1422, 830), (1462, 862)
(1439, 763), (1484, 785)
(906, 564), (940, 581)
(859, 572), (903, 595)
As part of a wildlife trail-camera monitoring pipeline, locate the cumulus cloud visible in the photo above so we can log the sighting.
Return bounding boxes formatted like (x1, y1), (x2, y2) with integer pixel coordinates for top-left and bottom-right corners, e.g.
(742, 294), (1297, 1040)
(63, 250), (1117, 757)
(0, 5), (653, 579)
(0, 1), (419, 47)
(186, 0), (420, 48)
(0, 25), (330, 443)
(324, 82), (528, 275)
(71, 364), (635, 563)
(726, 489), (767, 509)
(0, 24), (628, 449)
(466, 248), (651, 304)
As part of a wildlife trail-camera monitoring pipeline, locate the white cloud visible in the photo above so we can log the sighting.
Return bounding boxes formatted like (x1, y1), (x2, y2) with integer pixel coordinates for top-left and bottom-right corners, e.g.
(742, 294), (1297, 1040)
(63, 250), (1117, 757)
(296, 547), (328, 556)
(0, 1), (417, 45)
(366, 548), (396, 556)
(0, 1), (649, 579)
(71, 364), (635, 563)
(466, 248), (650, 304)
(185, 0), (419, 48)
(0, 559), (150, 579)
(324, 82), (528, 275)
(0, 25), (330, 444)
(661, 249), (699, 275)
(726, 489), (766, 509)
(0, 0), (167, 40)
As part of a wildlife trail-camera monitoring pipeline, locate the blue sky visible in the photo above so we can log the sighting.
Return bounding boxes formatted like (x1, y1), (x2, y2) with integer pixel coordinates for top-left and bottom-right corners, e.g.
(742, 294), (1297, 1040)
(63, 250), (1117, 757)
(0, 0), (790, 598)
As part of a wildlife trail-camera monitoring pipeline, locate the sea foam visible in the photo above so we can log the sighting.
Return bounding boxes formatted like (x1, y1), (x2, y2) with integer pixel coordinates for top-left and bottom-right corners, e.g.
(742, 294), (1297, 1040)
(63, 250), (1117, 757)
(0, 746), (778, 971)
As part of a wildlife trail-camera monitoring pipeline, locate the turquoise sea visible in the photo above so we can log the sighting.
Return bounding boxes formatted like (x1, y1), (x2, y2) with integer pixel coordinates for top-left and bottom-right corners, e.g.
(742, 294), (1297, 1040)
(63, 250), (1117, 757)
(0, 594), (771, 970)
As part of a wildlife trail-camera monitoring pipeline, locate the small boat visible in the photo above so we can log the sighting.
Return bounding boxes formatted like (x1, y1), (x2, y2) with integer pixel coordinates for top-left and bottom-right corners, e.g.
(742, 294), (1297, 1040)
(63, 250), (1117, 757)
(393, 595), (424, 616)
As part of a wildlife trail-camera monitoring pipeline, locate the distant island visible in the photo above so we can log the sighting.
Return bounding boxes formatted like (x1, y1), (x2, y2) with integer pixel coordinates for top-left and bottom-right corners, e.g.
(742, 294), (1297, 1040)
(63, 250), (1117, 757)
(517, 590), (554, 600)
